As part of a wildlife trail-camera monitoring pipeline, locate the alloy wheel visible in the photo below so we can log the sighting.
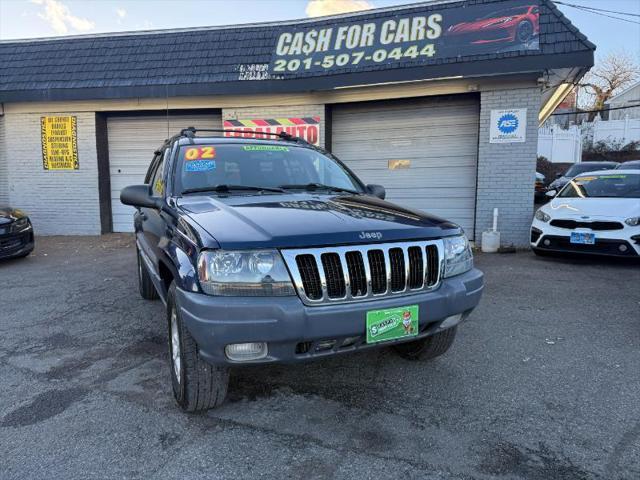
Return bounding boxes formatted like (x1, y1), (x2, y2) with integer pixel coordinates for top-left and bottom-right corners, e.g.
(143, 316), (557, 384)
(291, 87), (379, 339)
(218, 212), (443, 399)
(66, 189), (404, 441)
(170, 308), (181, 382)
(517, 21), (533, 43)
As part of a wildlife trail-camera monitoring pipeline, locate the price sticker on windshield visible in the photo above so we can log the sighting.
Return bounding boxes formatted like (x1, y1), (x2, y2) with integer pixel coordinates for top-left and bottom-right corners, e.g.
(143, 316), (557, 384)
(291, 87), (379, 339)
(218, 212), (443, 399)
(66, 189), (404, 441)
(184, 146), (216, 161)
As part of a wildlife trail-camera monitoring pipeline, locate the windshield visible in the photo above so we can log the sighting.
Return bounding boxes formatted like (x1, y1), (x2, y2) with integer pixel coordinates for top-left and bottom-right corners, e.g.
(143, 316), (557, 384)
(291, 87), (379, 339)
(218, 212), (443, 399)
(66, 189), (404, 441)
(564, 163), (614, 177)
(174, 144), (363, 194)
(557, 173), (640, 199)
(617, 161), (640, 169)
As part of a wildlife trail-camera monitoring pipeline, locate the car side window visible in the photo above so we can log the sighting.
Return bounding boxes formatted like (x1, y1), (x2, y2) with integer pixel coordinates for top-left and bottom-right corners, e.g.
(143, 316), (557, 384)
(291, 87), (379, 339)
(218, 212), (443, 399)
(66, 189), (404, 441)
(151, 149), (169, 197)
(144, 153), (161, 184)
(531, 7), (538, 14)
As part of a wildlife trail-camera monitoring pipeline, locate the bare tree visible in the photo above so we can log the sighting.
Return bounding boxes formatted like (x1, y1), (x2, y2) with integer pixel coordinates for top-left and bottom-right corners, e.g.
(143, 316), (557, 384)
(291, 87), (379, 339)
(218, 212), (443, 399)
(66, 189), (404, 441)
(578, 51), (640, 120)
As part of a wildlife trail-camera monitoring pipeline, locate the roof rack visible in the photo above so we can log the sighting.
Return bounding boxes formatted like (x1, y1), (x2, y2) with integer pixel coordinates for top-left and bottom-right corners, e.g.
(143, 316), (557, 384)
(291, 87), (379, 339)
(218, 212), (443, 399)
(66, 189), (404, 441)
(178, 126), (312, 146)
(180, 126), (294, 139)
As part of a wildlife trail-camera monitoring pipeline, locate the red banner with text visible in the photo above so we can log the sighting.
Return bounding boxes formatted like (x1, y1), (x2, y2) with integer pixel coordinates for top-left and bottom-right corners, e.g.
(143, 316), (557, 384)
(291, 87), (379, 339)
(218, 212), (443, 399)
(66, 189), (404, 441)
(223, 117), (321, 145)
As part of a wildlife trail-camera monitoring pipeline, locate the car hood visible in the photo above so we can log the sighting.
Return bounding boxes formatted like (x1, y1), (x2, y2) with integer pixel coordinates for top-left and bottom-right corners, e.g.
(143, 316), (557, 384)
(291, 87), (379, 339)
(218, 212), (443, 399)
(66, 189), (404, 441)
(447, 16), (517, 33)
(177, 193), (461, 249)
(546, 197), (640, 219)
(0, 206), (26, 225)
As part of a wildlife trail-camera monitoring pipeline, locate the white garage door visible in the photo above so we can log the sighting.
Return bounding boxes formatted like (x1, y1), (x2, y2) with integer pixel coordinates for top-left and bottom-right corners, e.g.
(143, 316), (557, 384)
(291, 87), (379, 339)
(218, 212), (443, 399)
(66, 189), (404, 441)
(108, 113), (221, 232)
(332, 95), (479, 238)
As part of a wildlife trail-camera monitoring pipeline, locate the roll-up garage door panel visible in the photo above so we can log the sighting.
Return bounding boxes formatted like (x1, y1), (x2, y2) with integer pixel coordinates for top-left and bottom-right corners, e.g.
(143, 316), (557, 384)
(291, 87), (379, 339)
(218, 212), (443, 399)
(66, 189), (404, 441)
(359, 167), (477, 188)
(342, 155), (478, 171)
(108, 114), (221, 232)
(332, 96), (479, 238)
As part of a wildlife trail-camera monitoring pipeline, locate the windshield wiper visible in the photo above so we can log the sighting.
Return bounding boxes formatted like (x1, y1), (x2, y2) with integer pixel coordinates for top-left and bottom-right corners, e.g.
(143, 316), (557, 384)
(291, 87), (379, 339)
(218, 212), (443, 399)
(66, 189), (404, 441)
(182, 184), (285, 195)
(278, 183), (360, 195)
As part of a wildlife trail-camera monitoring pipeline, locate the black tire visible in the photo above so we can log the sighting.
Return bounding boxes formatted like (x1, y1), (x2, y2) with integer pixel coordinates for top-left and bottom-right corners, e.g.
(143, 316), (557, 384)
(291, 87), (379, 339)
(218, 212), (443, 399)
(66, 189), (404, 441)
(137, 248), (159, 300)
(516, 20), (533, 43)
(393, 326), (457, 361)
(167, 282), (229, 412)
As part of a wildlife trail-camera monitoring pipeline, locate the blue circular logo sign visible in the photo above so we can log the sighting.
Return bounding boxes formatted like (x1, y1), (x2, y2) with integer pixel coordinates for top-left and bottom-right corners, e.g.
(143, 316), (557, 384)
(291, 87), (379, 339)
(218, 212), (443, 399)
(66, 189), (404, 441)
(497, 113), (519, 134)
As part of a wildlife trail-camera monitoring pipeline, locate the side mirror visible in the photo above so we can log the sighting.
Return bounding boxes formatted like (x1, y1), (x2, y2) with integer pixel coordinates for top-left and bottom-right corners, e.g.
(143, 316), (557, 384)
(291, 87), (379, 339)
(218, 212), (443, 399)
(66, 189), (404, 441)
(545, 190), (557, 198)
(555, 173), (563, 179)
(366, 184), (386, 200)
(120, 184), (159, 209)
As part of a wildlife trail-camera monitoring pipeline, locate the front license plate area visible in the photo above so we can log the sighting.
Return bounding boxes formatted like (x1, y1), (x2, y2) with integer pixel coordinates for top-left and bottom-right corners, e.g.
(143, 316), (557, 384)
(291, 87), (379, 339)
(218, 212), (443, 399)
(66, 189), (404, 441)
(366, 305), (419, 344)
(570, 232), (595, 245)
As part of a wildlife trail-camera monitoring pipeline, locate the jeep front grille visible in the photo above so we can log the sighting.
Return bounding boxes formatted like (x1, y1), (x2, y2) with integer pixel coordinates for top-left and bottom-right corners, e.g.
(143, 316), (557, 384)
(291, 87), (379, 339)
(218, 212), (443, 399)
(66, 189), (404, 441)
(281, 240), (443, 305)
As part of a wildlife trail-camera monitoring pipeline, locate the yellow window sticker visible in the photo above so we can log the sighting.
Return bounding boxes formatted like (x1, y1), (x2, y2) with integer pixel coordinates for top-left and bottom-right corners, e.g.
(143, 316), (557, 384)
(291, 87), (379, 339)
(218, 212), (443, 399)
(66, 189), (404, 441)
(185, 146), (216, 160)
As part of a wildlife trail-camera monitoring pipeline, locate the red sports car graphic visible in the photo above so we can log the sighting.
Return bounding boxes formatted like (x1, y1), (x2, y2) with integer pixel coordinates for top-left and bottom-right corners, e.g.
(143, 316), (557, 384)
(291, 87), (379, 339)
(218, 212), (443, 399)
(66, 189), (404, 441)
(445, 5), (539, 45)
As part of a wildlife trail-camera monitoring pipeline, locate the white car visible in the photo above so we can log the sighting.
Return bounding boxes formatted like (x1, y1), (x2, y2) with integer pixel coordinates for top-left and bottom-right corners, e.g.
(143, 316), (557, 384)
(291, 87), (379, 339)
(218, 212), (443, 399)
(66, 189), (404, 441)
(531, 169), (640, 257)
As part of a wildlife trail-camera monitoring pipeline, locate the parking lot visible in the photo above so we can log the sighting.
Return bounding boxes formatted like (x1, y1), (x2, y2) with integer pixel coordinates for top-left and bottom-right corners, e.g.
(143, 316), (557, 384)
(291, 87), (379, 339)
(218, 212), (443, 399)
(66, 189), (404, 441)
(0, 235), (638, 480)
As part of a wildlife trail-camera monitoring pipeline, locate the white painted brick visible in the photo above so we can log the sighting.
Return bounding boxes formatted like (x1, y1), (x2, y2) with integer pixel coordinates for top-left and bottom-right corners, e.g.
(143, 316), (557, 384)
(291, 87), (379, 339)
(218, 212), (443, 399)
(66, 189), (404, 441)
(476, 86), (541, 247)
(4, 112), (100, 235)
(0, 116), (7, 205)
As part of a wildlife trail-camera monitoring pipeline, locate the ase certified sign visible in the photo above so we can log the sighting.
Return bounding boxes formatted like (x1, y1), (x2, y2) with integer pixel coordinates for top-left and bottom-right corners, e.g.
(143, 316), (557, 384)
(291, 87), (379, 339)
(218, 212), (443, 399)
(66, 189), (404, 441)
(489, 109), (527, 144)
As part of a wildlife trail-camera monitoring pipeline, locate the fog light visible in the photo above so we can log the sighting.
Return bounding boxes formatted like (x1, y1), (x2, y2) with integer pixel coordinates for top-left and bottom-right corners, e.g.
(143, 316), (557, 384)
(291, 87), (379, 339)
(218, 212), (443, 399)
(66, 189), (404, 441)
(440, 313), (463, 329)
(543, 239), (551, 246)
(341, 336), (359, 348)
(225, 342), (267, 361)
(619, 244), (628, 252)
(315, 340), (336, 352)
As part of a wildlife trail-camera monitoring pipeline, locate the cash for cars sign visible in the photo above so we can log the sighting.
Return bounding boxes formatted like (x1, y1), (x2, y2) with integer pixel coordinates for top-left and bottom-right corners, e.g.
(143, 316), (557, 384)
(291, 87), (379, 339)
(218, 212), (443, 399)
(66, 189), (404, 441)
(223, 117), (321, 146)
(269, 1), (540, 75)
(41, 116), (79, 170)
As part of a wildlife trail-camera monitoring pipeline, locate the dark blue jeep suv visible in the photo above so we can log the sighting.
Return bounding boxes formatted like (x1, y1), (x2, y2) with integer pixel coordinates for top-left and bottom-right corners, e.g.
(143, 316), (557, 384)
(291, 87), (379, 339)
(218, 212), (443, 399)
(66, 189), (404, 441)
(121, 128), (484, 412)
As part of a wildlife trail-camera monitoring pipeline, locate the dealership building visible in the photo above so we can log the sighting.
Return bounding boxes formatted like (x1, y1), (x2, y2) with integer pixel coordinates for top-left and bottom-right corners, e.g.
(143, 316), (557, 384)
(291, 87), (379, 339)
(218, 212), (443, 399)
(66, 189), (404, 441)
(0, 0), (594, 245)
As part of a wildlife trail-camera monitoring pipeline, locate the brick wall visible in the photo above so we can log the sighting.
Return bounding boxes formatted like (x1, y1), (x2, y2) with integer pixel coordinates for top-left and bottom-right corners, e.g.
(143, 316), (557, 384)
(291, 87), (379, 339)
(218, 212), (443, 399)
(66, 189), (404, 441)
(4, 112), (100, 235)
(0, 116), (7, 205)
(222, 105), (325, 148)
(476, 86), (541, 247)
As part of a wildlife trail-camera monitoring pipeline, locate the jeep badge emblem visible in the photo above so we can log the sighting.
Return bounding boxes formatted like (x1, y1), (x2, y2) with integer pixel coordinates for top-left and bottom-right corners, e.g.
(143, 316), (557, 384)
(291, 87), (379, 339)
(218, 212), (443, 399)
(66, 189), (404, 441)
(359, 231), (383, 240)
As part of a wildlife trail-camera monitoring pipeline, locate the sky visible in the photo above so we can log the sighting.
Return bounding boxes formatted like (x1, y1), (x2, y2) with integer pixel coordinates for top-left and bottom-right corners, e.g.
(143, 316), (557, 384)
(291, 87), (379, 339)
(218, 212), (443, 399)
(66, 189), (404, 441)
(0, 0), (638, 62)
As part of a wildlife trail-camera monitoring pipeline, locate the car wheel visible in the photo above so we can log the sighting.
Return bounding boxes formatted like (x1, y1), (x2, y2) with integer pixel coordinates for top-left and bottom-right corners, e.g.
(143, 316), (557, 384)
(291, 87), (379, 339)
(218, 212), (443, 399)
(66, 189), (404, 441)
(392, 326), (457, 360)
(167, 282), (229, 412)
(516, 20), (533, 43)
(137, 248), (159, 300)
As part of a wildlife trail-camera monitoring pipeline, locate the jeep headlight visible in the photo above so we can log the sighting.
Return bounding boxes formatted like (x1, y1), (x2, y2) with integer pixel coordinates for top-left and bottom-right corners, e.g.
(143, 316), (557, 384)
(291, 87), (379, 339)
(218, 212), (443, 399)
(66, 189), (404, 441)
(197, 250), (295, 296)
(11, 217), (30, 232)
(535, 209), (551, 222)
(443, 235), (473, 278)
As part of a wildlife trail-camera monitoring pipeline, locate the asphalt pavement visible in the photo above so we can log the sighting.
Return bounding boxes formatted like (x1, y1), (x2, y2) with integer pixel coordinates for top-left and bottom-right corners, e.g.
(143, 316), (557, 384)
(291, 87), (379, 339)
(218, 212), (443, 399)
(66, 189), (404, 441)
(0, 235), (639, 480)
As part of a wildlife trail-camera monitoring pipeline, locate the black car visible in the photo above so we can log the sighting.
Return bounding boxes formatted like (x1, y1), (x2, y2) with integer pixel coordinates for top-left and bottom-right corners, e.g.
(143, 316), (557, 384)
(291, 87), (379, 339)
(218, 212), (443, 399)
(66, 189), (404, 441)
(547, 161), (618, 192)
(120, 128), (484, 412)
(0, 207), (34, 260)
(616, 160), (640, 169)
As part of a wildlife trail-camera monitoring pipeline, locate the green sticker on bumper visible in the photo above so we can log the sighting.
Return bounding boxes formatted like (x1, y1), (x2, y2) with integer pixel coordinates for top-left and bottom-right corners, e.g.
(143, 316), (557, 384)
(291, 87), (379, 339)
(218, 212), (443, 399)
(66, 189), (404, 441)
(366, 305), (419, 344)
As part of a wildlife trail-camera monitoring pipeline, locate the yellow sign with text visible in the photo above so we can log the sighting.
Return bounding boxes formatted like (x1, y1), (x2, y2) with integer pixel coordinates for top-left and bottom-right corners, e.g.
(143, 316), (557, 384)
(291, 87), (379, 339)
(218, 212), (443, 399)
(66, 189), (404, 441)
(41, 116), (79, 170)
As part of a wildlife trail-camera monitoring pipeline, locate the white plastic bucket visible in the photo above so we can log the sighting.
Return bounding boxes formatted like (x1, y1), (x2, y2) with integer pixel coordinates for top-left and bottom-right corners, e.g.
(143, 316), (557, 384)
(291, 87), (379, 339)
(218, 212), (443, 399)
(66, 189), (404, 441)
(481, 230), (500, 253)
